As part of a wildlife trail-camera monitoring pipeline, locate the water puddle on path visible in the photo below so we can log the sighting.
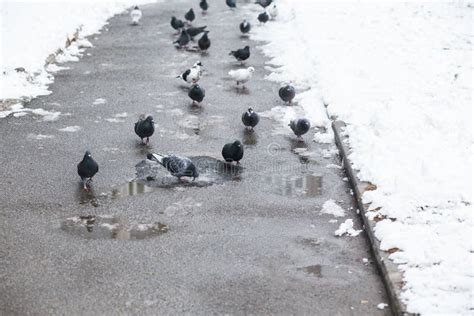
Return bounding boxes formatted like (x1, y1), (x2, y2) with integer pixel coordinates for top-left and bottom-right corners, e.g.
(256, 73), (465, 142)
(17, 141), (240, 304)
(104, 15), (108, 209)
(298, 265), (342, 278)
(267, 174), (322, 197)
(60, 215), (168, 240)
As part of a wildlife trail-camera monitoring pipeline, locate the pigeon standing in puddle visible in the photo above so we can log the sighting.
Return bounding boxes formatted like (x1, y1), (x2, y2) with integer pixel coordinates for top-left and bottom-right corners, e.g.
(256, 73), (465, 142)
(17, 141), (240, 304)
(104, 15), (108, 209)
(147, 153), (199, 180)
(135, 115), (155, 144)
(188, 84), (205, 105)
(241, 107), (260, 131)
(222, 140), (244, 164)
(77, 151), (99, 191)
(289, 118), (311, 140)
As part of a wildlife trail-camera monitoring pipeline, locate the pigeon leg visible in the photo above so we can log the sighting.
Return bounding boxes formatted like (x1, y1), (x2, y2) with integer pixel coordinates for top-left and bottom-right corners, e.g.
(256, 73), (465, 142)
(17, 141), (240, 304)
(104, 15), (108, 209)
(146, 137), (150, 145)
(83, 180), (88, 191)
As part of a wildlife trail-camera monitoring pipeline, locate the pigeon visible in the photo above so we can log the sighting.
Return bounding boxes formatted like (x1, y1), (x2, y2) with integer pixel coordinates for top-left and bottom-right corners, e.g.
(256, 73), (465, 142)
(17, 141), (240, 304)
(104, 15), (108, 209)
(279, 84), (296, 103)
(240, 20), (251, 34)
(188, 84), (205, 105)
(289, 118), (311, 139)
(198, 31), (211, 51)
(130, 6), (142, 25)
(222, 140), (244, 164)
(134, 115), (155, 144)
(185, 8), (195, 24)
(77, 151), (99, 191)
(176, 61), (203, 84)
(268, 4), (278, 19)
(200, 0), (209, 13)
(226, 0), (236, 9)
(186, 25), (207, 39)
(174, 29), (191, 47)
(229, 45), (250, 62)
(258, 11), (270, 24)
(228, 67), (255, 88)
(147, 153), (199, 180)
(171, 16), (185, 31)
(255, 0), (272, 8)
(241, 107), (260, 130)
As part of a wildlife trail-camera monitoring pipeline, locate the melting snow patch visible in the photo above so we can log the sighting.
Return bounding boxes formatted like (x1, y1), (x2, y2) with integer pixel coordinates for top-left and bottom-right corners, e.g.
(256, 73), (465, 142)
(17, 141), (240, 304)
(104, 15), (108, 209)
(27, 134), (54, 140)
(321, 199), (346, 217)
(114, 112), (128, 118)
(105, 118), (125, 123)
(93, 98), (106, 105)
(377, 303), (388, 310)
(58, 125), (81, 132)
(334, 219), (362, 237)
(31, 108), (61, 121)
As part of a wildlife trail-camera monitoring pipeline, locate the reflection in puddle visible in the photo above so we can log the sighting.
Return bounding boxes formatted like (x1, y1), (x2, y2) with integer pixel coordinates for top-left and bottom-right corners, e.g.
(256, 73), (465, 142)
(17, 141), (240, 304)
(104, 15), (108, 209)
(61, 215), (168, 240)
(267, 174), (322, 197)
(242, 129), (257, 145)
(111, 181), (154, 199)
(77, 185), (100, 207)
(301, 265), (322, 277)
(299, 264), (341, 278)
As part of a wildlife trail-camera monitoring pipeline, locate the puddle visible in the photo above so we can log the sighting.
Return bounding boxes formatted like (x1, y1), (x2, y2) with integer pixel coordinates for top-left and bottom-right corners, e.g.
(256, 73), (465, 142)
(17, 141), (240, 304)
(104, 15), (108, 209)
(301, 265), (322, 277)
(242, 129), (258, 145)
(299, 264), (343, 279)
(111, 181), (154, 199)
(267, 174), (322, 197)
(61, 215), (168, 240)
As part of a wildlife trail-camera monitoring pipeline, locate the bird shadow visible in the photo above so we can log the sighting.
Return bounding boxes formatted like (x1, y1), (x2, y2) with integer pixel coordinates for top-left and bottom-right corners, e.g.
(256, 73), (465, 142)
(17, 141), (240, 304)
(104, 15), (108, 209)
(177, 85), (190, 92)
(135, 141), (152, 155)
(188, 103), (204, 114)
(239, 34), (250, 40)
(242, 129), (258, 145)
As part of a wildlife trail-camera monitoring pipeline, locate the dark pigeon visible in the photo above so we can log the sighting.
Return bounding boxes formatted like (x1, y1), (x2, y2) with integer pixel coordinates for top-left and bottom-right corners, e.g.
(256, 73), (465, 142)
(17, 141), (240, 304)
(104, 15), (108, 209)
(279, 84), (296, 103)
(222, 140), (244, 164)
(147, 153), (199, 180)
(226, 0), (236, 9)
(258, 11), (269, 23)
(185, 8), (195, 23)
(134, 115), (155, 144)
(229, 45), (250, 62)
(240, 20), (251, 34)
(77, 151), (99, 191)
(171, 16), (185, 31)
(198, 31), (211, 51)
(200, 0), (209, 12)
(188, 84), (205, 105)
(174, 29), (191, 47)
(289, 118), (311, 139)
(241, 107), (259, 130)
(186, 25), (207, 39)
(255, 0), (272, 8)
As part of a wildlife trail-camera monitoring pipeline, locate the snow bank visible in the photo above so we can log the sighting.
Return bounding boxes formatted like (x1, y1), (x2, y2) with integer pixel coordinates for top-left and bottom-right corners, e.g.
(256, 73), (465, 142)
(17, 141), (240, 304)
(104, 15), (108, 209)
(248, 0), (473, 314)
(0, 0), (156, 101)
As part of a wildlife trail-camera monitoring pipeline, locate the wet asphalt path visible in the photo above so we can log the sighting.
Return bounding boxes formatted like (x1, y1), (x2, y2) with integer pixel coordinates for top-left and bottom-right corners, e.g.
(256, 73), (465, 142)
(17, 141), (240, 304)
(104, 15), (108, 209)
(0, 0), (389, 314)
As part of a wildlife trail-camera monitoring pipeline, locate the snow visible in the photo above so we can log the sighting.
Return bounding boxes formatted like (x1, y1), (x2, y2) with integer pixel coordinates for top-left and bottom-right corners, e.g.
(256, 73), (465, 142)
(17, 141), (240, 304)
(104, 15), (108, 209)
(320, 199), (346, 217)
(1, 1), (158, 101)
(58, 126), (81, 132)
(334, 219), (362, 237)
(249, 0), (473, 313)
(93, 98), (107, 105)
(377, 303), (388, 310)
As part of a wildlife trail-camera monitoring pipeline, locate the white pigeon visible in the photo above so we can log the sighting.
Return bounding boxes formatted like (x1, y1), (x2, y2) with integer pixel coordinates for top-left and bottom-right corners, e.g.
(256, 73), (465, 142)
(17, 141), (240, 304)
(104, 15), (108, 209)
(228, 66), (255, 88)
(268, 4), (278, 19)
(130, 6), (142, 25)
(176, 61), (203, 84)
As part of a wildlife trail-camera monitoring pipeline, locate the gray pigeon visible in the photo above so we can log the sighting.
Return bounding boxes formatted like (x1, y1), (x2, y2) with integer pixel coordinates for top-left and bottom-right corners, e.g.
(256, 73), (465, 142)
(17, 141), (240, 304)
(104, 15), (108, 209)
(279, 84), (296, 103)
(188, 84), (205, 105)
(255, 0), (272, 8)
(226, 0), (236, 9)
(200, 0), (209, 13)
(77, 151), (99, 191)
(186, 25), (207, 39)
(134, 115), (155, 144)
(229, 45), (250, 62)
(258, 11), (269, 23)
(185, 8), (195, 24)
(171, 16), (185, 31)
(147, 153), (199, 180)
(174, 29), (191, 47)
(240, 20), (251, 34)
(241, 107), (259, 130)
(289, 118), (311, 139)
(222, 140), (244, 164)
(198, 31), (211, 51)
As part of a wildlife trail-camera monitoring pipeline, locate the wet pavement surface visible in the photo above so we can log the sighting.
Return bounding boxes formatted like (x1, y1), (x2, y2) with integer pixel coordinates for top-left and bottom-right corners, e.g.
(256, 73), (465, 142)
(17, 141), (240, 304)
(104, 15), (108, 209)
(0, 0), (390, 314)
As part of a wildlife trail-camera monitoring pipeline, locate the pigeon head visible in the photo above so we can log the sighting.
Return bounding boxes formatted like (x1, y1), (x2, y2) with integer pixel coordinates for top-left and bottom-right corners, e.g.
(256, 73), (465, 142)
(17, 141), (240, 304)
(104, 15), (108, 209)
(244, 45), (250, 50)
(84, 151), (92, 159)
(146, 115), (154, 122)
(172, 16), (176, 21)
(195, 61), (203, 67)
(248, 67), (255, 73)
(134, 5), (139, 9)
(233, 140), (242, 148)
(248, 107), (254, 113)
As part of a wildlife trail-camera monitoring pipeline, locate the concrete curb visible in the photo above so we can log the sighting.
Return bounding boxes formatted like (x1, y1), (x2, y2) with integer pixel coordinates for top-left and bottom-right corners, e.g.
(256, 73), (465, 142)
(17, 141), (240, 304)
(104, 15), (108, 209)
(332, 120), (415, 316)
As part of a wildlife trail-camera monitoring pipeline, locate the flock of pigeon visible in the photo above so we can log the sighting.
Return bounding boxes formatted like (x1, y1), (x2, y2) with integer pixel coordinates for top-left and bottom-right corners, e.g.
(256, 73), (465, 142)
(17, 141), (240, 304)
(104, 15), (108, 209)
(78, 0), (311, 191)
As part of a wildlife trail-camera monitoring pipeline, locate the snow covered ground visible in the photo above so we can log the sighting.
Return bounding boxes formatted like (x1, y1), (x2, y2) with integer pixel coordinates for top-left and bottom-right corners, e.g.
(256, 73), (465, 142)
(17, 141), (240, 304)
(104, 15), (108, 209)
(0, 1), (155, 103)
(247, 0), (473, 314)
